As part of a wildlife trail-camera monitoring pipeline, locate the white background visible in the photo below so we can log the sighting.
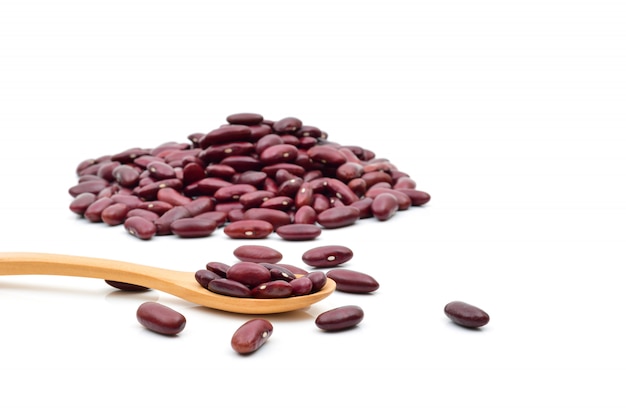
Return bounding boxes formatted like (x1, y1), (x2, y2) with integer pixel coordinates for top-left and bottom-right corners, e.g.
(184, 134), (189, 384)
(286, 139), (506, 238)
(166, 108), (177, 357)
(1, 0), (625, 415)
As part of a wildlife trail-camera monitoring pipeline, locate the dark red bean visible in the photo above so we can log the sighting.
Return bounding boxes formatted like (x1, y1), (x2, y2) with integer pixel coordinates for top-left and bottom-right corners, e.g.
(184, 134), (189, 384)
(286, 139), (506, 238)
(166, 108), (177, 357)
(302, 271), (327, 293)
(365, 188), (411, 210)
(231, 318), (273, 354)
(259, 144), (299, 164)
(335, 162), (365, 182)
(233, 245), (283, 264)
(326, 269), (379, 293)
(199, 125), (252, 148)
(146, 161), (176, 180)
(302, 245), (353, 268)
(272, 117), (302, 133)
(258, 264), (296, 281)
(444, 301), (490, 328)
(214, 184), (257, 202)
(316, 206), (360, 229)
(220, 155), (263, 172)
(182, 196), (215, 216)
(275, 224), (322, 241)
(397, 189), (431, 206)
(194, 211), (228, 227)
(157, 187), (192, 206)
(251, 280), (293, 298)
(111, 194), (143, 209)
(307, 145), (347, 167)
(289, 277), (313, 296)
(194, 269), (221, 288)
(136, 302), (186, 336)
(239, 190), (275, 209)
(255, 134), (283, 154)
(101, 202), (130, 226)
(315, 305), (364, 331)
(203, 164), (237, 180)
(205, 261), (230, 277)
(138, 200), (173, 216)
(224, 219), (274, 239)
(260, 196), (294, 211)
(226, 262), (272, 287)
(277, 263), (310, 276)
(243, 208), (291, 230)
(350, 197), (374, 219)
(294, 205), (317, 224)
(234, 171), (268, 187)
(68, 179), (109, 197)
(124, 216), (157, 240)
(105, 280), (150, 291)
(208, 278), (252, 298)
(371, 192), (399, 221)
(170, 217), (217, 238)
(69, 193), (97, 216)
(226, 112), (264, 125)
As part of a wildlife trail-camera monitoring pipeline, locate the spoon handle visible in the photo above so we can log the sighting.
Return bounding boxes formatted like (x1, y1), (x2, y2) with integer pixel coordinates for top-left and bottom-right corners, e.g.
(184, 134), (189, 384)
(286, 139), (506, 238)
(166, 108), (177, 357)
(0, 252), (189, 288)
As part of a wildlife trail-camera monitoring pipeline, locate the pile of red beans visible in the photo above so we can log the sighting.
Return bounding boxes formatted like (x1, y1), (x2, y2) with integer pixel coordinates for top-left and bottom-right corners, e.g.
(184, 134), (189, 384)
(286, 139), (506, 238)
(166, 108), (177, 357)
(68, 113), (430, 240)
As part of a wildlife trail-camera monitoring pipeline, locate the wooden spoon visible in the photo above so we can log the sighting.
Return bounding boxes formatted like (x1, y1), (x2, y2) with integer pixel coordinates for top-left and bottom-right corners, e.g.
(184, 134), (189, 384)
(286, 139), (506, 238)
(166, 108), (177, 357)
(0, 252), (335, 314)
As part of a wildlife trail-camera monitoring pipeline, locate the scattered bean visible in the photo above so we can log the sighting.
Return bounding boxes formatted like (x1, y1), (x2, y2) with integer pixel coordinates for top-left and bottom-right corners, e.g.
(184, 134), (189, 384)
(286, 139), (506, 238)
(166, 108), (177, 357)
(302, 245), (354, 268)
(231, 318), (273, 354)
(315, 305), (364, 331)
(444, 301), (490, 328)
(136, 302), (186, 336)
(233, 245), (283, 264)
(325, 269), (379, 293)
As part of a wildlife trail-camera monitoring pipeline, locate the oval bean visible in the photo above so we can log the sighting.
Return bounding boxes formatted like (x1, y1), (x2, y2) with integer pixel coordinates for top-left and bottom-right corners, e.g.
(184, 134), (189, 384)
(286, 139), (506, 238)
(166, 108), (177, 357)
(444, 301), (490, 328)
(231, 318), (273, 354)
(136, 302), (186, 336)
(275, 224), (322, 241)
(325, 269), (379, 293)
(233, 245), (283, 264)
(226, 261), (272, 287)
(315, 305), (364, 331)
(302, 245), (353, 268)
(224, 219), (274, 239)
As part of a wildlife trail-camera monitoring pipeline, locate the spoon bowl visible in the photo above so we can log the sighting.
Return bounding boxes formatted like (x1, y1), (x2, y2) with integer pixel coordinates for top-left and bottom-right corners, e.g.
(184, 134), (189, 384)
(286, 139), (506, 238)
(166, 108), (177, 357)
(0, 252), (335, 314)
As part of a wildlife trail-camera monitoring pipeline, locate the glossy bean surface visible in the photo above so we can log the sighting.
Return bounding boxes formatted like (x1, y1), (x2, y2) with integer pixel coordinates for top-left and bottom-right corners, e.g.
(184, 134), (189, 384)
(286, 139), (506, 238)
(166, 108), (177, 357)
(136, 302), (186, 336)
(302, 245), (353, 268)
(315, 305), (364, 331)
(231, 319), (273, 354)
(224, 219), (274, 239)
(275, 224), (322, 241)
(325, 269), (380, 293)
(444, 301), (490, 328)
(233, 245), (283, 264)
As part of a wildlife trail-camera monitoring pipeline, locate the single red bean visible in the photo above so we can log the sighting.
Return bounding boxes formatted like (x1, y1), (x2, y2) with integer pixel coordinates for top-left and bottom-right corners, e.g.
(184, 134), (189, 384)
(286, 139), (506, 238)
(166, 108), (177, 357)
(138, 200), (174, 216)
(259, 144), (299, 165)
(315, 305), (364, 331)
(105, 280), (150, 291)
(307, 145), (347, 167)
(126, 208), (160, 222)
(296, 125), (322, 138)
(393, 176), (417, 190)
(199, 142), (256, 163)
(326, 178), (359, 205)
(69, 193), (97, 216)
(68, 179), (109, 197)
(199, 125), (252, 148)
(231, 318), (273, 354)
(397, 189), (431, 206)
(220, 155), (263, 172)
(170, 217), (217, 238)
(234, 170), (268, 187)
(242, 208), (291, 230)
(124, 216), (157, 240)
(205, 261), (230, 277)
(444, 301), (490, 328)
(260, 196), (294, 211)
(224, 219), (274, 239)
(302, 271), (327, 293)
(111, 147), (150, 164)
(146, 160), (177, 180)
(276, 263), (310, 276)
(233, 245), (283, 264)
(239, 190), (275, 209)
(335, 162), (365, 183)
(294, 205), (317, 224)
(325, 269), (379, 293)
(251, 280), (293, 298)
(275, 224), (322, 241)
(258, 263), (296, 281)
(255, 134), (283, 154)
(183, 196), (215, 216)
(136, 302), (186, 336)
(111, 194), (143, 209)
(289, 277), (313, 296)
(272, 117), (302, 133)
(350, 197), (374, 219)
(277, 177), (303, 198)
(365, 188), (411, 210)
(203, 163), (237, 179)
(181, 162), (206, 185)
(371, 192), (399, 221)
(194, 211), (228, 227)
(111, 165), (140, 188)
(261, 163), (306, 178)
(194, 269), (221, 288)
(316, 206), (360, 229)
(208, 278), (252, 298)
(226, 262), (272, 287)
(226, 112), (264, 125)
(249, 123), (273, 140)
(213, 184), (257, 202)
(157, 187), (192, 206)
(101, 202), (131, 226)
(302, 245), (353, 268)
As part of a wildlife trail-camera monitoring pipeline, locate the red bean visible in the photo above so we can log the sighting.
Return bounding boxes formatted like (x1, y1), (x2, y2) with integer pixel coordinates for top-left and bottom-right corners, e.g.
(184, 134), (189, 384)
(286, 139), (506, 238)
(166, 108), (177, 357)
(293, 205), (317, 224)
(233, 245), (283, 264)
(316, 206), (360, 229)
(205, 261), (230, 277)
(242, 208), (291, 230)
(275, 224), (322, 241)
(199, 125), (252, 148)
(397, 189), (431, 206)
(325, 269), (379, 293)
(69, 193), (97, 216)
(444, 301), (490, 328)
(224, 219), (274, 239)
(101, 202), (130, 226)
(194, 269), (221, 288)
(226, 112), (264, 125)
(136, 302), (186, 336)
(289, 277), (313, 296)
(208, 278), (252, 298)
(315, 305), (364, 331)
(105, 280), (150, 291)
(69, 179), (109, 197)
(84, 197), (114, 222)
(124, 216), (157, 240)
(251, 280), (293, 298)
(371, 192), (399, 221)
(302, 245), (353, 268)
(154, 206), (191, 235)
(170, 217), (218, 238)
(231, 318), (273, 354)
(226, 262), (271, 287)
(272, 117), (302, 133)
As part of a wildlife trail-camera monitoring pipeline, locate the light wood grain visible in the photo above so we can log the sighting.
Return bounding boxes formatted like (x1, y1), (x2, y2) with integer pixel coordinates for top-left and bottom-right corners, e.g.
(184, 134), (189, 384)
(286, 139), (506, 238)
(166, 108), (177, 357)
(0, 252), (335, 314)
